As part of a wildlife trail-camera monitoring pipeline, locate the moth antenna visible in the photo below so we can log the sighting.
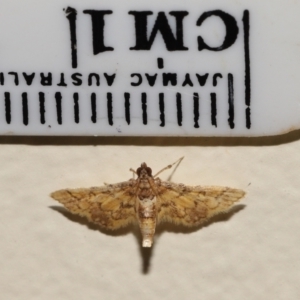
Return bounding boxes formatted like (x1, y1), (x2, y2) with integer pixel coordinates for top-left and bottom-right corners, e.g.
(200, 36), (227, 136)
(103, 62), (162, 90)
(153, 156), (184, 178)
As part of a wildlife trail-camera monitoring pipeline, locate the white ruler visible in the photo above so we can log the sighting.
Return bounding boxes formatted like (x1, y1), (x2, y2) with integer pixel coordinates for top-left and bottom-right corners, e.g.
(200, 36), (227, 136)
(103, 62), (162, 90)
(0, 0), (300, 136)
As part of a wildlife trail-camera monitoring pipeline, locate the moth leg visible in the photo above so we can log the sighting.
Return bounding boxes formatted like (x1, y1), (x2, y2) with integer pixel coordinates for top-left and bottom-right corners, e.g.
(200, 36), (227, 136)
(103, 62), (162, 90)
(129, 168), (137, 179)
(129, 168), (137, 174)
(153, 156), (184, 178)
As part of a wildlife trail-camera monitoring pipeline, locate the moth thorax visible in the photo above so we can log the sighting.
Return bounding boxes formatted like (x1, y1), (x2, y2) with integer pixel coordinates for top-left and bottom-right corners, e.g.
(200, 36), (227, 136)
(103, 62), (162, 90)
(138, 188), (154, 200)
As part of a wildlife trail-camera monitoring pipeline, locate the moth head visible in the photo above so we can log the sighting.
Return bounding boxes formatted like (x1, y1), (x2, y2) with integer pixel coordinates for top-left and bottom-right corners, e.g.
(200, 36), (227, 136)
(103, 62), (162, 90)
(137, 163), (152, 177)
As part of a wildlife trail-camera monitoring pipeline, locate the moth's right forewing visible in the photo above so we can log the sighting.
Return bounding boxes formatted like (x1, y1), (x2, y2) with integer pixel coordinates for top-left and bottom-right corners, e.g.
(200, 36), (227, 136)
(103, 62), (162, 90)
(156, 181), (245, 226)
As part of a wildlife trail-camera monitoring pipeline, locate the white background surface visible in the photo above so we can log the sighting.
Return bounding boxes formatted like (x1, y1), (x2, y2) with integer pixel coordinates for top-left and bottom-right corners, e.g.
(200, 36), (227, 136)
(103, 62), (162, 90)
(0, 134), (300, 299)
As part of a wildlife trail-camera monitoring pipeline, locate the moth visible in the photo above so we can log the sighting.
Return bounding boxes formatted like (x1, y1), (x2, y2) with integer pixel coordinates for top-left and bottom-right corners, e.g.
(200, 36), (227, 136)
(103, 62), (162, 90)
(50, 158), (245, 247)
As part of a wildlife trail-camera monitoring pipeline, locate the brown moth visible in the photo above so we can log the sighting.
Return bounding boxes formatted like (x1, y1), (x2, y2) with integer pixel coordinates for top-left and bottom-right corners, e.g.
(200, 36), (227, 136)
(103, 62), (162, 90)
(50, 158), (245, 247)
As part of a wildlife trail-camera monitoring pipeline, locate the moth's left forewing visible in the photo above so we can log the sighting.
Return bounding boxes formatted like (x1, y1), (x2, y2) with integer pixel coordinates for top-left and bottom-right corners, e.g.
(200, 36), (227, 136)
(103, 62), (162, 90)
(51, 181), (137, 230)
(156, 181), (245, 226)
